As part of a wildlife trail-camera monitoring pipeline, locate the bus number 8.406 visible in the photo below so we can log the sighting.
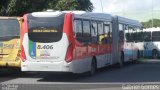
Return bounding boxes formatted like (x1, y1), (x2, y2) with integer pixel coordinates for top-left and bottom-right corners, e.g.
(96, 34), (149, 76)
(37, 45), (53, 49)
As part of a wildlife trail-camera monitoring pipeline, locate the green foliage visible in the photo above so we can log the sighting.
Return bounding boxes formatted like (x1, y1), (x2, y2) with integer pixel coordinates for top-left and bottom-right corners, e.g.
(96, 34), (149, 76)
(76, 0), (93, 11)
(54, 0), (77, 10)
(141, 19), (160, 28)
(0, 0), (93, 16)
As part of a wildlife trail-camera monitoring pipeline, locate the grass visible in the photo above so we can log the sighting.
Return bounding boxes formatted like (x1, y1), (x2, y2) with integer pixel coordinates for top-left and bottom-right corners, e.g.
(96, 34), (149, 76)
(137, 58), (150, 61)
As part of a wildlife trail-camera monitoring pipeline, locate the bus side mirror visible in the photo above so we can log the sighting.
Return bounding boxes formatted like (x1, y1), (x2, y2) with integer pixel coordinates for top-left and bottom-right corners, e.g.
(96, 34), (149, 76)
(19, 17), (24, 22)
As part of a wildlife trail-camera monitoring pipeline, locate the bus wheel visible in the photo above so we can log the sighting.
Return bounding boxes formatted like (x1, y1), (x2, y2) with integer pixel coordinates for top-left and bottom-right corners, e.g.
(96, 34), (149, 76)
(89, 59), (97, 76)
(152, 50), (158, 59)
(119, 52), (124, 67)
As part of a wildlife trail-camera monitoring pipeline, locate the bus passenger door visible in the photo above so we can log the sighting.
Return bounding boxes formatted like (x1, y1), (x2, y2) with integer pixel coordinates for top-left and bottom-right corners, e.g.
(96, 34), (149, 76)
(104, 23), (112, 65)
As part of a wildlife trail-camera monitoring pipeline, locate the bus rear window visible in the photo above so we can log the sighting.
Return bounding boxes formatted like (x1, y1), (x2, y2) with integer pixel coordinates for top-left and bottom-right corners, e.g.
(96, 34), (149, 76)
(0, 19), (19, 40)
(28, 14), (64, 43)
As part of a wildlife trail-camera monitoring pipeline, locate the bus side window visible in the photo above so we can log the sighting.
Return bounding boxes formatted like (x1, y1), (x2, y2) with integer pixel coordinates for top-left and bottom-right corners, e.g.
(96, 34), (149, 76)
(143, 31), (152, 42)
(119, 24), (124, 43)
(136, 28), (143, 42)
(125, 25), (129, 42)
(98, 22), (104, 44)
(110, 23), (113, 44)
(130, 27), (134, 42)
(74, 19), (83, 42)
(91, 21), (98, 43)
(152, 31), (160, 41)
(104, 23), (110, 44)
(82, 20), (91, 43)
(132, 27), (137, 42)
(128, 27), (134, 42)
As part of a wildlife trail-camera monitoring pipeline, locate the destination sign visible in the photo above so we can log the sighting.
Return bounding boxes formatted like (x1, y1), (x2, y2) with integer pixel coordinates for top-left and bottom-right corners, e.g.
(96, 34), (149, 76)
(32, 29), (58, 33)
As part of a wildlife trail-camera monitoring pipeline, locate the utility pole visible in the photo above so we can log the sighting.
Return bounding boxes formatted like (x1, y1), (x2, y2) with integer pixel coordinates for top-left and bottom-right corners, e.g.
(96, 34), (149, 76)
(152, 0), (153, 27)
(100, 0), (103, 13)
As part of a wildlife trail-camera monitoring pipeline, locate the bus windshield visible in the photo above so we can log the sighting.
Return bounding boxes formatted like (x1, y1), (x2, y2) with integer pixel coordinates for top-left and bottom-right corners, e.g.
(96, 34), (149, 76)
(0, 19), (19, 38)
(28, 14), (64, 43)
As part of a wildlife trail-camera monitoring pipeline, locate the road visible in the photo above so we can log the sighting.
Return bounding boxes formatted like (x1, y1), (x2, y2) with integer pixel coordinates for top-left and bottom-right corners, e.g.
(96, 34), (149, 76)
(0, 59), (160, 90)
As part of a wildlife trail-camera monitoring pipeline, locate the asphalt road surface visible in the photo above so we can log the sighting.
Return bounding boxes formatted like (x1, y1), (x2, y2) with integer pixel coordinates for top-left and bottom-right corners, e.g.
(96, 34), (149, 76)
(0, 59), (160, 90)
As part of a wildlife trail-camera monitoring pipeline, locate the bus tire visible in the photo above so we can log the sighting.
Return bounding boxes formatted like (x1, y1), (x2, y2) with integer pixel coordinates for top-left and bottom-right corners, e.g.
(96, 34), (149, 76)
(152, 49), (159, 59)
(119, 52), (124, 67)
(89, 58), (97, 76)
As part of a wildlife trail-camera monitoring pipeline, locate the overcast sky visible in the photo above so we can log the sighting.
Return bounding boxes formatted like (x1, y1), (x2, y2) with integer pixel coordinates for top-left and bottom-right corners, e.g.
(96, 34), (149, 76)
(90, 0), (160, 21)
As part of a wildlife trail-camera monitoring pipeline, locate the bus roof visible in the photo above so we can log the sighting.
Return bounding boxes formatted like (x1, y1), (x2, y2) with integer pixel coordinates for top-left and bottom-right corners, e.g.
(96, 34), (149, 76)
(73, 12), (112, 22)
(116, 16), (142, 27)
(30, 10), (142, 26)
(31, 10), (112, 22)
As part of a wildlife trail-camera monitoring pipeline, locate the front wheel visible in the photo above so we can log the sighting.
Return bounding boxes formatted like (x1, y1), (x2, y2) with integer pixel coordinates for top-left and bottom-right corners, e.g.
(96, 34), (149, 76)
(152, 50), (159, 59)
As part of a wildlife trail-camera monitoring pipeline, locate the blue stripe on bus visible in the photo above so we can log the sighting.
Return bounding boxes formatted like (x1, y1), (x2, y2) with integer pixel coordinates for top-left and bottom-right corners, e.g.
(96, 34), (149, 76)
(29, 40), (36, 59)
(32, 42), (36, 58)
(143, 50), (152, 57)
(124, 49), (133, 58)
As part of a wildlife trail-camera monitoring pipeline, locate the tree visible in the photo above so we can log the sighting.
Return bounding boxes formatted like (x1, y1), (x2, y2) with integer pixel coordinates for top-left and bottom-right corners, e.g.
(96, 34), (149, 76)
(54, 0), (93, 11)
(0, 0), (93, 16)
(54, 0), (78, 11)
(76, 0), (93, 11)
(141, 19), (160, 28)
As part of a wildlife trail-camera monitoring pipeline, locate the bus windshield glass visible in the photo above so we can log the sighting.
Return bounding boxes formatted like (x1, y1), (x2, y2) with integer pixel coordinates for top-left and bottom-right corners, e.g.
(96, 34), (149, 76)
(28, 14), (64, 43)
(0, 19), (19, 38)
